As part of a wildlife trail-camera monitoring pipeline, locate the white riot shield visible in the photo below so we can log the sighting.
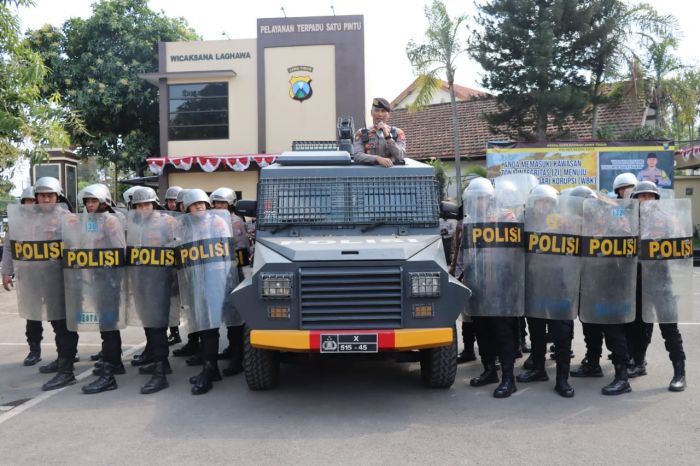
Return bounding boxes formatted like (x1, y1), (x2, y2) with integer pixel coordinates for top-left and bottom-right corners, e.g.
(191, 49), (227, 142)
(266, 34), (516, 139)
(639, 199), (696, 323)
(8, 204), (68, 321)
(175, 210), (238, 333)
(125, 210), (178, 328)
(62, 212), (126, 332)
(494, 173), (539, 211)
(462, 192), (524, 317)
(524, 197), (583, 320)
(579, 199), (638, 324)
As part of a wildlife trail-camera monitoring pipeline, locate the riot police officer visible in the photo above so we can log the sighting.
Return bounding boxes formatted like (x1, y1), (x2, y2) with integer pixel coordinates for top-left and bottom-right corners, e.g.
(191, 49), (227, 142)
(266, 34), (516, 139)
(460, 177), (521, 398)
(570, 185), (635, 396)
(2, 187), (45, 366)
(517, 184), (577, 397)
(126, 187), (176, 394)
(631, 181), (687, 391)
(209, 187), (248, 376)
(69, 184), (127, 394)
(164, 185), (183, 213)
(176, 189), (237, 394)
(8, 177), (80, 390)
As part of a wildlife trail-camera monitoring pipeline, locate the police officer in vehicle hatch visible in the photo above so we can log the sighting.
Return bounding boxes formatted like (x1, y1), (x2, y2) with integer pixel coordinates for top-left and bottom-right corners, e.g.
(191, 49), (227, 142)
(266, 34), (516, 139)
(352, 97), (406, 167)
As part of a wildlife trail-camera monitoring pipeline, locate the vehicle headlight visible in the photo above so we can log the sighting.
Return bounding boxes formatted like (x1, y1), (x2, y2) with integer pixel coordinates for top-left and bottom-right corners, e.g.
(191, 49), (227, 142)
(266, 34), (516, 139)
(260, 273), (293, 299)
(409, 272), (441, 298)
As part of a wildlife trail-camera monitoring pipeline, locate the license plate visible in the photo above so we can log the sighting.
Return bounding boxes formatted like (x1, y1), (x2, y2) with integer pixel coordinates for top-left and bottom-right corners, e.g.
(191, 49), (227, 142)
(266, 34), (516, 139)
(319, 334), (378, 353)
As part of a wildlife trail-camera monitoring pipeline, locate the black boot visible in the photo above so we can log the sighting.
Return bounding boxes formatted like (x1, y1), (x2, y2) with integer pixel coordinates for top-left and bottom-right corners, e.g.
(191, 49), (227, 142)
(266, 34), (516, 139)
(494, 369), (517, 398)
(469, 363), (499, 387)
(141, 360), (170, 394)
(669, 360), (686, 392)
(627, 353), (648, 378)
(457, 348), (477, 364)
(131, 348), (154, 367)
(554, 361), (575, 398)
(172, 337), (199, 357)
(92, 361), (126, 376)
(39, 359), (59, 374)
(167, 327), (181, 346)
(218, 346), (232, 360)
(24, 342), (42, 366)
(89, 351), (103, 362)
(601, 363), (631, 395)
(191, 361), (220, 395)
(139, 360), (172, 375)
(522, 354), (535, 371)
(222, 326), (244, 376)
(41, 358), (76, 391)
(82, 362), (118, 394)
(520, 336), (531, 354)
(189, 364), (222, 384)
(570, 358), (603, 378)
(516, 362), (549, 383)
(185, 353), (203, 366)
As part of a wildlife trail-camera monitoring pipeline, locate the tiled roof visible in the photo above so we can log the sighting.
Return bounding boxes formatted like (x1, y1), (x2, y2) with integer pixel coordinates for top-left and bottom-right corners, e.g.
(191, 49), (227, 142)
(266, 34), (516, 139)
(389, 88), (649, 161)
(390, 78), (490, 109)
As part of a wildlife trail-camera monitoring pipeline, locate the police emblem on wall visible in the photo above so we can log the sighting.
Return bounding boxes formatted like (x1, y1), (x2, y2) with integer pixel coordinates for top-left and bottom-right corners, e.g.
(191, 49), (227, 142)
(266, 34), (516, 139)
(288, 65), (314, 102)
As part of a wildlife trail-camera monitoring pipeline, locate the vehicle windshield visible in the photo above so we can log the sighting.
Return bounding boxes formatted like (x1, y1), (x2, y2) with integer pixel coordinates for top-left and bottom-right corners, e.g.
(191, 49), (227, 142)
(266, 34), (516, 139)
(257, 176), (439, 229)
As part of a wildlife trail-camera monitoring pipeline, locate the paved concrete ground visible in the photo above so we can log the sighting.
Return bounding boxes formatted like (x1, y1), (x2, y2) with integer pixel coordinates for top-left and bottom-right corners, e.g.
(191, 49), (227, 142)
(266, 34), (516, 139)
(0, 272), (699, 465)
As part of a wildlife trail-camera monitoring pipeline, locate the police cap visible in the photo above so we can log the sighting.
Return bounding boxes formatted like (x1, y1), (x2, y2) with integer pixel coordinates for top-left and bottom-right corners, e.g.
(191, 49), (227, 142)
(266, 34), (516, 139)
(372, 97), (391, 112)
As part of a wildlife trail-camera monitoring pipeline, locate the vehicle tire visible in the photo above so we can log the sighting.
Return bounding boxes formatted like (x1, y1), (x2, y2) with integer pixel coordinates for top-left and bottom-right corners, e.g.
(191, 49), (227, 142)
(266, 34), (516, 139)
(243, 326), (280, 390)
(419, 327), (457, 389)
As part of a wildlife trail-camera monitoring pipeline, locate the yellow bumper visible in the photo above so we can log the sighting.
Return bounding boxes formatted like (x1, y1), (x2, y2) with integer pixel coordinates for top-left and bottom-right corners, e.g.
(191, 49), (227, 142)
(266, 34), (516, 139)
(250, 328), (454, 352)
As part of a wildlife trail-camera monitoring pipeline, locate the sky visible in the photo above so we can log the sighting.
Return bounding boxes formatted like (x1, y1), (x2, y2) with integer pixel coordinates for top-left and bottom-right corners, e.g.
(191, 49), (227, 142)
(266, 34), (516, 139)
(16, 0), (699, 104)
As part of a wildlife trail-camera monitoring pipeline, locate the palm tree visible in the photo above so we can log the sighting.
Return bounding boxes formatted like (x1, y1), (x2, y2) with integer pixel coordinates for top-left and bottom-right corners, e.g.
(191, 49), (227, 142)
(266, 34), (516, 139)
(406, 0), (470, 202)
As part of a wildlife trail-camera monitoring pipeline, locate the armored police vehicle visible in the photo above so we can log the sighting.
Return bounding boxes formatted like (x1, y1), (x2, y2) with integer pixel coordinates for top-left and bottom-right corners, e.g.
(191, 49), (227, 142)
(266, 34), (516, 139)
(231, 151), (470, 390)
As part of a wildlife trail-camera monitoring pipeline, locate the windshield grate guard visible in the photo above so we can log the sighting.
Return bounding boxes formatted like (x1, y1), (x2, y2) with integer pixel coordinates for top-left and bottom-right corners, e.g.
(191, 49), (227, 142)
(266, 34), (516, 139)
(257, 176), (439, 228)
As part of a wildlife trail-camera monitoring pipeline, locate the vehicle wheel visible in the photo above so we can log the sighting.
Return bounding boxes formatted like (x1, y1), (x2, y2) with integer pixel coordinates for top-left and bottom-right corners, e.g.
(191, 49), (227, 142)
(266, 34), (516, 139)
(243, 326), (280, 390)
(419, 327), (457, 389)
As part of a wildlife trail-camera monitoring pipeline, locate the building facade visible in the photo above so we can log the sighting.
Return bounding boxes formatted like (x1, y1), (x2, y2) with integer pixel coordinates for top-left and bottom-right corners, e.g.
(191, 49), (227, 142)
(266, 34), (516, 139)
(141, 15), (365, 199)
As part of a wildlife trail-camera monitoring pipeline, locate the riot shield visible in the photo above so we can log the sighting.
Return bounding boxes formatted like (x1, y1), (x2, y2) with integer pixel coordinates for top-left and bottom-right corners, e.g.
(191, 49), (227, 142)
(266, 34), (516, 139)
(462, 191), (524, 317)
(494, 173), (539, 211)
(175, 210), (238, 333)
(62, 212), (126, 332)
(524, 196), (583, 320)
(639, 199), (696, 323)
(579, 198), (638, 324)
(8, 204), (69, 321)
(124, 210), (178, 328)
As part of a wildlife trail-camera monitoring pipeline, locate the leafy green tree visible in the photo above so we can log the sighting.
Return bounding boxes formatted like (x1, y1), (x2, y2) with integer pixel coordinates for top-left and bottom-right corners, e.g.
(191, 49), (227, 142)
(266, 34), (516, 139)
(407, 0), (470, 201)
(27, 0), (198, 176)
(0, 0), (82, 170)
(582, 1), (680, 136)
(471, 0), (600, 141)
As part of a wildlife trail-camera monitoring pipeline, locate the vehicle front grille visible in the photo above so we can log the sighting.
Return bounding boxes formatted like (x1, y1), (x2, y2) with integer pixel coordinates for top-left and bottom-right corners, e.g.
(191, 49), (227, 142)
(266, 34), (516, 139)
(299, 266), (403, 329)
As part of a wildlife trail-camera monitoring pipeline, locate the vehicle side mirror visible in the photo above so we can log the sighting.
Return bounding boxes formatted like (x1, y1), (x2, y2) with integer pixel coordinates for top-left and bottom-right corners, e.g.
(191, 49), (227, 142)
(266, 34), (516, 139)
(235, 200), (257, 218)
(440, 201), (462, 220)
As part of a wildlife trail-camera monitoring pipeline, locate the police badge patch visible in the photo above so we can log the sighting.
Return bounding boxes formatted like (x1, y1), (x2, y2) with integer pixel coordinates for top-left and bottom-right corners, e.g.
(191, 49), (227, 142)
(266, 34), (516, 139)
(289, 75), (312, 102)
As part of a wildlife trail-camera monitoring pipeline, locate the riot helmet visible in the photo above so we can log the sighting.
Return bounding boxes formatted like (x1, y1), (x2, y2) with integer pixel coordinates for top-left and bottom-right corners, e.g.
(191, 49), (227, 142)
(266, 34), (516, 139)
(210, 187), (236, 207)
(20, 186), (36, 204)
(34, 177), (63, 195)
(612, 172), (638, 199)
(568, 186), (598, 199)
(164, 185), (183, 201)
(175, 188), (188, 213)
(527, 184), (558, 213)
(183, 188), (211, 212)
(631, 180), (660, 200)
(122, 186), (141, 207)
(131, 187), (160, 206)
(80, 183), (114, 213)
